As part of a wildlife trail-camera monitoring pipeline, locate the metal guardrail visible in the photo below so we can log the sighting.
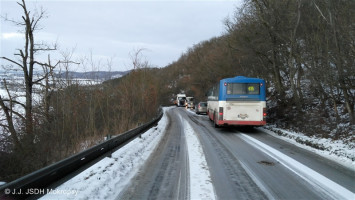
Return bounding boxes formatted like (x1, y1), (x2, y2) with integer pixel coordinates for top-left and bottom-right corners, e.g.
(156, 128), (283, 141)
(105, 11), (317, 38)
(0, 108), (163, 199)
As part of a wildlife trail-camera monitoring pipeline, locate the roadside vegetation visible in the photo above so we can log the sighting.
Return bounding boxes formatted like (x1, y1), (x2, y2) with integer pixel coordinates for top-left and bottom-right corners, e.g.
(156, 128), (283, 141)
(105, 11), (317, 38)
(0, 0), (354, 182)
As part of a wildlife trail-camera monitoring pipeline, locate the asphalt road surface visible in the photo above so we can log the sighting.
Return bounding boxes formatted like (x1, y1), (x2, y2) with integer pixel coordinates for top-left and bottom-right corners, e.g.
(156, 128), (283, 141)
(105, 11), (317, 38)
(117, 109), (190, 200)
(117, 107), (355, 200)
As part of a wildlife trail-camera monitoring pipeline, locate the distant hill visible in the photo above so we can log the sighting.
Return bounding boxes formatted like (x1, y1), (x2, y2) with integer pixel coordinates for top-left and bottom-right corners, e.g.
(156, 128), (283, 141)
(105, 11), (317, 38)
(0, 70), (131, 81)
(55, 70), (130, 80)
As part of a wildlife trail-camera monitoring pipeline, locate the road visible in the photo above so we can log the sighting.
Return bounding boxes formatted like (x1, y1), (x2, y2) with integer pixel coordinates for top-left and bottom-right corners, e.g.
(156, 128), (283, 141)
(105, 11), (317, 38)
(117, 107), (355, 200)
(117, 109), (190, 200)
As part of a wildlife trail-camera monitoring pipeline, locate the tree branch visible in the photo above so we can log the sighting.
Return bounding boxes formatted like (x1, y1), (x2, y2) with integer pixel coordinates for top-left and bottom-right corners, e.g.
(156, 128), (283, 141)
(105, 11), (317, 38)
(0, 99), (26, 109)
(0, 56), (23, 67)
(312, 0), (329, 23)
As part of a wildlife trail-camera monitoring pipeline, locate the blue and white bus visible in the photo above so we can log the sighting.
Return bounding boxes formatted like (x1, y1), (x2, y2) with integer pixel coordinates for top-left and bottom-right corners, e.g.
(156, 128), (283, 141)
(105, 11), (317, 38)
(207, 76), (266, 127)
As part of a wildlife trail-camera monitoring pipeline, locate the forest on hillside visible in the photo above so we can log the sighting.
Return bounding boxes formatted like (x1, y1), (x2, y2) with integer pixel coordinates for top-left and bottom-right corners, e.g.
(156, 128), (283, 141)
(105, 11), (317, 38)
(0, 0), (354, 182)
(162, 0), (354, 137)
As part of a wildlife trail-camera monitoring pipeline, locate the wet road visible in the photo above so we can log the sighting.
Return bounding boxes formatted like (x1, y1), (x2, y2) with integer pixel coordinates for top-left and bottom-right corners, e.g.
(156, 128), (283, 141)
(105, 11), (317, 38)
(117, 107), (355, 200)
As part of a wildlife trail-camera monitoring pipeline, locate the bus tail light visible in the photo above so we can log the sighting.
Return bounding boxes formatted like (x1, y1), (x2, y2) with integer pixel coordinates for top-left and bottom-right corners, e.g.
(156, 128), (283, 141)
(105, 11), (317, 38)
(219, 107), (223, 120)
(263, 108), (267, 120)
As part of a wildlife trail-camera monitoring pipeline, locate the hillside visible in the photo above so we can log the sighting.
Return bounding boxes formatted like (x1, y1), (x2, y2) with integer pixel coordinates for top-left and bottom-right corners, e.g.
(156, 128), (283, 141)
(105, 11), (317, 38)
(151, 0), (354, 140)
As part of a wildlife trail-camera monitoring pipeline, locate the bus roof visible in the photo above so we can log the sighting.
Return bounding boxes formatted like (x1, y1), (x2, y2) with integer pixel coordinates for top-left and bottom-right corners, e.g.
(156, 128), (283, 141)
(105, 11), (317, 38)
(221, 76), (265, 84)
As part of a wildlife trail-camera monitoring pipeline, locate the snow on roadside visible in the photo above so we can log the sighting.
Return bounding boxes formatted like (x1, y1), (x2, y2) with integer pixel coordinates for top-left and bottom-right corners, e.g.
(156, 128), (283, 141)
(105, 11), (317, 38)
(260, 126), (355, 170)
(181, 115), (216, 200)
(40, 107), (171, 200)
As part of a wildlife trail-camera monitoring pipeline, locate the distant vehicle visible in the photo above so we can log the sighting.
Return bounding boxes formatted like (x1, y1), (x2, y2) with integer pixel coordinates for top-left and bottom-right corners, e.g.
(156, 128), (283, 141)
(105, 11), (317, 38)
(195, 102), (207, 115)
(186, 97), (194, 109)
(176, 94), (186, 107)
(207, 76), (266, 127)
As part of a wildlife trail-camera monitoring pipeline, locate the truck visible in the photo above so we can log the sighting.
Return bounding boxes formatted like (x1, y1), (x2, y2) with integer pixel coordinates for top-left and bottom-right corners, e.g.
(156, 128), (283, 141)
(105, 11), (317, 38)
(176, 94), (186, 107)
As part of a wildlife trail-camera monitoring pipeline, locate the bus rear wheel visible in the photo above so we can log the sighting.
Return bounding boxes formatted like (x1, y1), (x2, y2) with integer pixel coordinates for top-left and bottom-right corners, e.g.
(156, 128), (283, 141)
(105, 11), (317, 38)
(214, 112), (220, 128)
(208, 111), (213, 121)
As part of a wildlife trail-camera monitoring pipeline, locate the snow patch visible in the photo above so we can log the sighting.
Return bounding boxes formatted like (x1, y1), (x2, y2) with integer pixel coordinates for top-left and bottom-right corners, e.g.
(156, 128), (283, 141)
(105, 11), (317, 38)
(181, 115), (216, 200)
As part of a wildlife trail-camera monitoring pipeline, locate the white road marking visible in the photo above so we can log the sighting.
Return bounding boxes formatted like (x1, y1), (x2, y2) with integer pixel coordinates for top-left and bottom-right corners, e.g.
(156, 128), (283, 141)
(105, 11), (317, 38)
(240, 134), (355, 200)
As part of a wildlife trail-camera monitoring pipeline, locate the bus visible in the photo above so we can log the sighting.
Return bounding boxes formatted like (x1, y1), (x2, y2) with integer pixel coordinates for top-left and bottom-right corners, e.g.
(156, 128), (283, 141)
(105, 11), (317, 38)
(207, 76), (266, 127)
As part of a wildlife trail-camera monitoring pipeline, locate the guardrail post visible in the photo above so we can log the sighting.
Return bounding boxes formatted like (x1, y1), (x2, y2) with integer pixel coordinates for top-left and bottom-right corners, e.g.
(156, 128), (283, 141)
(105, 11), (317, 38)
(105, 134), (112, 140)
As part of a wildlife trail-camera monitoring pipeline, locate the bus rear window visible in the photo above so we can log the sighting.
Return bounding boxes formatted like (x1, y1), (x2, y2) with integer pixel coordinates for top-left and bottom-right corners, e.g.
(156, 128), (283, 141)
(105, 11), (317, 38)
(227, 83), (260, 95)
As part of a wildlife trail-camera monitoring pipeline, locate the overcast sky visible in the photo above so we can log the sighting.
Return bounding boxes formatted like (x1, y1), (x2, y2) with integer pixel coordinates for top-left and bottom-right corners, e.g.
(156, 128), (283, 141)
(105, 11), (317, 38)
(1, 0), (241, 72)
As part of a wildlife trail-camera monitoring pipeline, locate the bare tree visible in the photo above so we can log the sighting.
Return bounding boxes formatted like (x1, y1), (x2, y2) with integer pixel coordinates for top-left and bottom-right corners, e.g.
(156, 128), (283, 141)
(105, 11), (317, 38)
(0, 0), (57, 149)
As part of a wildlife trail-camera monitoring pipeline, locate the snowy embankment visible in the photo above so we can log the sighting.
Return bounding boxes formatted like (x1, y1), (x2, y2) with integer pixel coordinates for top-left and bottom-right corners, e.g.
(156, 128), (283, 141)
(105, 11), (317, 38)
(41, 107), (171, 200)
(260, 126), (355, 170)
